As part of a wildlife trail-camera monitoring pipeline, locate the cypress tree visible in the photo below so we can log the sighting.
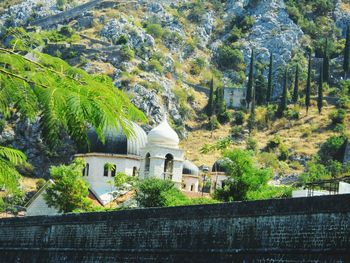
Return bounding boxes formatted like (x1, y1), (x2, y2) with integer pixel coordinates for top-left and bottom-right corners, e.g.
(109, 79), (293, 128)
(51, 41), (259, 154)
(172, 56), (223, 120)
(246, 49), (254, 108)
(277, 68), (288, 117)
(266, 52), (273, 104)
(206, 77), (215, 117)
(323, 38), (330, 84)
(318, 62), (324, 114)
(305, 52), (312, 114)
(344, 25), (350, 78)
(247, 86), (256, 133)
(292, 64), (299, 104)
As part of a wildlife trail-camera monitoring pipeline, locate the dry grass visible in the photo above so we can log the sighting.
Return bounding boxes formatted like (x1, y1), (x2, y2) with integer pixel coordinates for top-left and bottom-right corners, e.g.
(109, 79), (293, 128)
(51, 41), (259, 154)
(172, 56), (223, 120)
(340, 1), (350, 13)
(181, 102), (349, 169)
(20, 177), (40, 193)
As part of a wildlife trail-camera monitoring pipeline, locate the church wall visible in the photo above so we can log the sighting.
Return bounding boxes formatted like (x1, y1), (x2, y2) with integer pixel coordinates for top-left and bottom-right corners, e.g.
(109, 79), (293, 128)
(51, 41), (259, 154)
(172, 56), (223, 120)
(82, 155), (140, 187)
(26, 191), (59, 217)
(224, 88), (245, 109)
(183, 176), (199, 192)
(1, 194), (350, 262)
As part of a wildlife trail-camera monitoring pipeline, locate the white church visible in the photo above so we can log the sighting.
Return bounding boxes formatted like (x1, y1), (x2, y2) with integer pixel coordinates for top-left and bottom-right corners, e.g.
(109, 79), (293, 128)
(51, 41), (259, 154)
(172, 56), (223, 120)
(26, 115), (201, 215)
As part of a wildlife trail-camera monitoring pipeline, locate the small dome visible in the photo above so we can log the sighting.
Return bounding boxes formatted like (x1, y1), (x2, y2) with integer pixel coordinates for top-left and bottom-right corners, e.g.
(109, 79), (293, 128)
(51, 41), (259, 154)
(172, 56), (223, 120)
(79, 122), (147, 156)
(212, 158), (232, 173)
(147, 116), (179, 148)
(183, 160), (199, 176)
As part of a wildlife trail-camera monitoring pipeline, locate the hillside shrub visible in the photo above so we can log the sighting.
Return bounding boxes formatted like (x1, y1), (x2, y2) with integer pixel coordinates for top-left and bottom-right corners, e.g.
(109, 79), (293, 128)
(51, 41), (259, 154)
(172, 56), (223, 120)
(217, 44), (245, 70)
(233, 110), (245, 125)
(319, 135), (347, 164)
(146, 23), (164, 39)
(330, 109), (346, 125)
(120, 45), (135, 61)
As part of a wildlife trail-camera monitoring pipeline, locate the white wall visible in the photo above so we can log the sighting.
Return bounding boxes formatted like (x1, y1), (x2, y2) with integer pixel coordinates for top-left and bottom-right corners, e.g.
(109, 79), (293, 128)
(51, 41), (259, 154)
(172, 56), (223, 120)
(224, 88), (245, 109)
(339, 182), (350, 194)
(292, 189), (329, 198)
(210, 173), (227, 191)
(183, 176), (199, 192)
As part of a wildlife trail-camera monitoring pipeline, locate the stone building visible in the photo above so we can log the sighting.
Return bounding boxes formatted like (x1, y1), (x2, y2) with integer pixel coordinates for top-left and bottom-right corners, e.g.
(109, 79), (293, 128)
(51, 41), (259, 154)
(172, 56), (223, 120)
(223, 87), (245, 109)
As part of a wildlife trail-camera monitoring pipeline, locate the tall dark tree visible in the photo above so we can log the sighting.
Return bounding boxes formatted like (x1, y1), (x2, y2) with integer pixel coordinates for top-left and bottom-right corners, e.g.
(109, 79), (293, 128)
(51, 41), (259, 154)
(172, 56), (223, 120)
(292, 64), (299, 103)
(323, 38), (330, 84)
(255, 72), (267, 105)
(266, 52), (273, 104)
(318, 62), (324, 114)
(247, 86), (256, 133)
(206, 77), (215, 117)
(305, 52), (312, 114)
(344, 25), (350, 78)
(246, 49), (254, 108)
(277, 68), (288, 117)
(215, 86), (226, 116)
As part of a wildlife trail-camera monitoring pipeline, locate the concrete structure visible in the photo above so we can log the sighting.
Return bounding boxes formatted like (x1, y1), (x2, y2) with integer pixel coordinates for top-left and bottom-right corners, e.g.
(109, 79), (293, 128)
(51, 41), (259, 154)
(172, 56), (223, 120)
(210, 159), (230, 191)
(182, 160), (200, 192)
(139, 116), (184, 188)
(223, 87), (245, 109)
(25, 180), (59, 217)
(2, 194), (350, 262)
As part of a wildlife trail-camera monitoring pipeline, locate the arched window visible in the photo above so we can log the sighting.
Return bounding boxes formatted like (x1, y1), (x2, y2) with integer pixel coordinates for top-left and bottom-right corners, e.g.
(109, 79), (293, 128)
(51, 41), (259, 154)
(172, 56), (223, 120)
(145, 153), (151, 172)
(104, 163), (116, 177)
(164, 154), (174, 180)
(132, 166), (138, 177)
(82, 163), (89, 177)
(111, 164), (117, 177)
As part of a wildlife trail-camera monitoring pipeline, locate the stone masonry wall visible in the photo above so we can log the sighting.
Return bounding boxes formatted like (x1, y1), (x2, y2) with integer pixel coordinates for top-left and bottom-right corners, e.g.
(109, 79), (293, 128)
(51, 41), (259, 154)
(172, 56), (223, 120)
(1, 194), (350, 262)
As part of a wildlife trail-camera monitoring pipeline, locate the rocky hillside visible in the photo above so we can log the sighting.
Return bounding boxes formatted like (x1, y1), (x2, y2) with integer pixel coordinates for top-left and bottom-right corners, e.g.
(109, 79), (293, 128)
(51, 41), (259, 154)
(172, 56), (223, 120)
(0, 0), (349, 179)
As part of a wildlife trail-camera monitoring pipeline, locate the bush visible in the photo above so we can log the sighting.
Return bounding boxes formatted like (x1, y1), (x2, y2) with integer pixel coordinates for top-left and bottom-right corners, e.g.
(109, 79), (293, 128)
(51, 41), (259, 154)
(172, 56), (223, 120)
(115, 35), (128, 45)
(190, 57), (206, 75)
(217, 45), (245, 71)
(319, 135), (347, 165)
(148, 59), (164, 74)
(337, 96), (350, 109)
(208, 116), (220, 130)
(233, 111), (245, 125)
(266, 135), (282, 150)
(146, 23), (164, 39)
(217, 111), (231, 124)
(226, 26), (242, 43)
(330, 109), (346, 125)
(120, 45), (135, 61)
(246, 137), (257, 152)
(36, 178), (46, 190)
(59, 26), (74, 37)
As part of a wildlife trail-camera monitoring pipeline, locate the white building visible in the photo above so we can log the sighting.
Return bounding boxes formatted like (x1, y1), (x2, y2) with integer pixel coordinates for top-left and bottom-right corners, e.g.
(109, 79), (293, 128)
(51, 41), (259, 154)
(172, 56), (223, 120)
(224, 87), (245, 109)
(25, 116), (201, 216)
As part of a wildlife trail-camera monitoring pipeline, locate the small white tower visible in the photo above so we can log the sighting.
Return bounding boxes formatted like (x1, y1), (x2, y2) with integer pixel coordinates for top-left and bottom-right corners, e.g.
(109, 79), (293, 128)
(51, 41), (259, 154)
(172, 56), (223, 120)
(139, 115), (184, 188)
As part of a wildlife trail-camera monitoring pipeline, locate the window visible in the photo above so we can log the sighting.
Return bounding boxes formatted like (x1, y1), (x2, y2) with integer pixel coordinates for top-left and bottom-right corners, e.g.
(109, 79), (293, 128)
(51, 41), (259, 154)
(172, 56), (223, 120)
(111, 165), (117, 177)
(82, 163), (89, 177)
(132, 166), (138, 177)
(104, 163), (116, 177)
(190, 184), (194, 192)
(164, 154), (174, 180)
(145, 153), (151, 172)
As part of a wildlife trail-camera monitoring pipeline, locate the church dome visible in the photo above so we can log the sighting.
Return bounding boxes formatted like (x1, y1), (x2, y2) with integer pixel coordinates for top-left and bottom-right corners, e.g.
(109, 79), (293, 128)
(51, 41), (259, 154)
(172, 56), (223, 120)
(182, 160), (199, 176)
(147, 116), (179, 148)
(79, 122), (147, 156)
(212, 158), (232, 173)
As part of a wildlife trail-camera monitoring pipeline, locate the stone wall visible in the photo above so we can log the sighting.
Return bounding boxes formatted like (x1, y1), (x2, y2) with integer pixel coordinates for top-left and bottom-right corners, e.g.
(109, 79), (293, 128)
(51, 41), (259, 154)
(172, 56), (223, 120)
(1, 194), (350, 262)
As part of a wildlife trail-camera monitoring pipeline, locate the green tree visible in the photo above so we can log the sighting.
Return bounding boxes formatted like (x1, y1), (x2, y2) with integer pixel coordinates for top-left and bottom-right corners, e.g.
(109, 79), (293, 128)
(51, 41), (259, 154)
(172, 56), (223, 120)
(214, 149), (289, 201)
(247, 86), (256, 133)
(255, 72), (267, 105)
(266, 52), (273, 104)
(44, 159), (93, 213)
(135, 178), (186, 207)
(0, 146), (27, 203)
(292, 64), (299, 103)
(323, 38), (330, 84)
(246, 49), (254, 108)
(305, 52), (312, 114)
(277, 68), (288, 117)
(317, 62), (324, 114)
(206, 78), (215, 118)
(344, 25), (350, 77)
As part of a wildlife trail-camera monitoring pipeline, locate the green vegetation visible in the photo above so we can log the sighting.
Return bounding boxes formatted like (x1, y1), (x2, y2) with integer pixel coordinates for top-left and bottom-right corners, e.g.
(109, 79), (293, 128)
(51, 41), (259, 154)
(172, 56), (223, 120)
(135, 178), (217, 208)
(292, 64), (299, 103)
(246, 49), (254, 108)
(44, 159), (93, 213)
(217, 44), (245, 71)
(214, 149), (291, 202)
(266, 52), (273, 104)
(277, 68), (288, 117)
(305, 52), (312, 113)
(344, 25), (350, 77)
(317, 63), (324, 114)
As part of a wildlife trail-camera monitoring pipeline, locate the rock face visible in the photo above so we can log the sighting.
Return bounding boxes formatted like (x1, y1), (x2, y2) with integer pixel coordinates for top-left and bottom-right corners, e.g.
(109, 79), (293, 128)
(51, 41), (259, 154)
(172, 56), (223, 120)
(334, 0), (350, 36)
(0, 119), (76, 178)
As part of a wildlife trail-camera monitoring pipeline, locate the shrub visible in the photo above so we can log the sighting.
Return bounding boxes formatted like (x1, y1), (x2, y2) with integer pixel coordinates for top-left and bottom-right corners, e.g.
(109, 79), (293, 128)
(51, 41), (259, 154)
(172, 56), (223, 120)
(217, 111), (231, 124)
(120, 45), (135, 61)
(337, 96), (350, 109)
(148, 59), (164, 74)
(208, 116), (220, 130)
(36, 178), (46, 190)
(190, 57), (206, 75)
(233, 110), (245, 125)
(231, 126), (244, 139)
(278, 144), (289, 161)
(59, 25), (74, 37)
(266, 135), (282, 150)
(226, 26), (242, 43)
(115, 35), (128, 45)
(146, 23), (164, 39)
(319, 135), (347, 164)
(246, 137), (257, 152)
(56, 0), (65, 10)
(217, 44), (245, 71)
(330, 109), (346, 125)
(188, 2), (205, 23)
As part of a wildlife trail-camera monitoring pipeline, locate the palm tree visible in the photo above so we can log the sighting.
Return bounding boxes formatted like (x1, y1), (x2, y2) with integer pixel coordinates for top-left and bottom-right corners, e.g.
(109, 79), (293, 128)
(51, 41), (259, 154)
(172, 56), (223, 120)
(0, 48), (146, 197)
